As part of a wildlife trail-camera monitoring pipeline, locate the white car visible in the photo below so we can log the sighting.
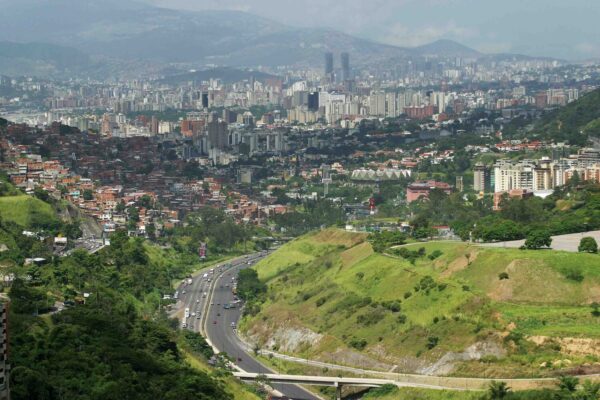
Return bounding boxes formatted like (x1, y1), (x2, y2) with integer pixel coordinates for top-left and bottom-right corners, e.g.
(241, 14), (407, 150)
(191, 312), (196, 317)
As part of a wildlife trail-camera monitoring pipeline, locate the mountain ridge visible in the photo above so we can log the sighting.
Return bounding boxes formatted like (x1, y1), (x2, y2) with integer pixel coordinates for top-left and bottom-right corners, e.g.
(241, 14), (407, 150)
(0, 0), (562, 73)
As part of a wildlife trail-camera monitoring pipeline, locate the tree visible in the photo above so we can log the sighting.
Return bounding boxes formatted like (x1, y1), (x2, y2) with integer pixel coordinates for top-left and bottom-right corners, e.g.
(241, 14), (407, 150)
(524, 230), (552, 250)
(557, 375), (579, 393)
(488, 381), (511, 399)
(83, 189), (94, 201)
(578, 237), (598, 253)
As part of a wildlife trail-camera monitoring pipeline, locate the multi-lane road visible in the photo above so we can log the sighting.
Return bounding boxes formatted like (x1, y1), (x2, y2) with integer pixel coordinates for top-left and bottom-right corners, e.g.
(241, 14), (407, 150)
(175, 253), (320, 400)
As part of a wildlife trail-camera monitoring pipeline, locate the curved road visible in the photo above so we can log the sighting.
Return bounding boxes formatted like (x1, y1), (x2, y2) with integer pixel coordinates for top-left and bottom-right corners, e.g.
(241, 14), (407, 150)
(177, 253), (320, 400)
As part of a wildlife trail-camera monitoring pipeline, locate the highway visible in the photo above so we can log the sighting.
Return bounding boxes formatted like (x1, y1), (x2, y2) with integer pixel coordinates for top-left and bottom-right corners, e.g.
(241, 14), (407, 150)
(175, 252), (321, 400)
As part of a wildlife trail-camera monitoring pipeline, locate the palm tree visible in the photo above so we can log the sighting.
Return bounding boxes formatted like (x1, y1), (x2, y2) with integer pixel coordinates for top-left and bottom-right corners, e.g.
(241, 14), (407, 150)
(578, 380), (600, 399)
(488, 381), (511, 399)
(557, 376), (579, 393)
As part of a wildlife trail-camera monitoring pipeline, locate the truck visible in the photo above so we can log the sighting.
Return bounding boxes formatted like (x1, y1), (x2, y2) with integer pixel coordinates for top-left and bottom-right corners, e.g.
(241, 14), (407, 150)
(184, 307), (190, 318)
(187, 278), (193, 285)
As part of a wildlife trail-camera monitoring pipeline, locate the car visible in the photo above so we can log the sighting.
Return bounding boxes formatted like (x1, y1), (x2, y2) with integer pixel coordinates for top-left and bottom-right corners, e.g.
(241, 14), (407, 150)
(191, 312), (196, 317)
(196, 299), (200, 303)
(217, 312), (221, 316)
(196, 315), (201, 319)
(230, 322), (236, 327)
(182, 290), (186, 294)
(217, 303), (220, 305)
(225, 284), (230, 288)
(210, 302), (214, 305)
(237, 357), (242, 362)
(213, 320), (217, 324)
(182, 322), (187, 328)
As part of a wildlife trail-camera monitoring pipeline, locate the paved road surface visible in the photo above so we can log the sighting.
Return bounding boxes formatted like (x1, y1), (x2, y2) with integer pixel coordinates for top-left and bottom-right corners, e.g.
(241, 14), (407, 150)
(176, 253), (321, 400)
(479, 230), (600, 252)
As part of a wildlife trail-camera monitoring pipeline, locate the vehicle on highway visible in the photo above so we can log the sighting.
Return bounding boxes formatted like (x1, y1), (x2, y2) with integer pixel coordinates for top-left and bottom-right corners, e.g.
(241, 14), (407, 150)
(213, 320), (217, 324)
(182, 322), (187, 328)
(182, 290), (186, 294)
(217, 312), (221, 316)
(210, 302), (214, 305)
(230, 322), (236, 328)
(196, 315), (201, 319)
(191, 312), (196, 316)
(196, 299), (200, 303)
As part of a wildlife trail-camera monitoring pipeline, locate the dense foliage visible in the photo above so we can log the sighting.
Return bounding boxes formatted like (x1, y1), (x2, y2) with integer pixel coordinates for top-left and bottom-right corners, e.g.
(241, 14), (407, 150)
(408, 183), (600, 242)
(534, 87), (600, 146)
(272, 198), (345, 235)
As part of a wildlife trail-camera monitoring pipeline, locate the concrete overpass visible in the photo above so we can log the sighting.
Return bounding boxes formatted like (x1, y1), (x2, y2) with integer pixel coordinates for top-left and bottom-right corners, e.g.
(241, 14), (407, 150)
(233, 372), (460, 400)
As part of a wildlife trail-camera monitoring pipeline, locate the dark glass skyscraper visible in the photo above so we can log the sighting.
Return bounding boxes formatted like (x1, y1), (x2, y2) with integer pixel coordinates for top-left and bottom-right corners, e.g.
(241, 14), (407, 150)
(341, 52), (350, 81)
(324, 52), (334, 81)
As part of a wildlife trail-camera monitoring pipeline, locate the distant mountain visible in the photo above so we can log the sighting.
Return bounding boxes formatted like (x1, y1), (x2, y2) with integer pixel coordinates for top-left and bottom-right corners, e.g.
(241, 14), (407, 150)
(160, 67), (278, 85)
(0, 41), (91, 77)
(0, 0), (558, 72)
(412, 39), (481, 58)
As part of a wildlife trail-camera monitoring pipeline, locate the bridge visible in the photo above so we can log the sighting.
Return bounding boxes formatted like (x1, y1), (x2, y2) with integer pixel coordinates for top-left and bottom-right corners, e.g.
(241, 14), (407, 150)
(233, 372), (453, 400)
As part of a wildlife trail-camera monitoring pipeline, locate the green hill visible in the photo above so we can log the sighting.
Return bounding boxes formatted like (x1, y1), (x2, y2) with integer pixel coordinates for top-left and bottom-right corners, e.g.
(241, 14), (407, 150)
(534, 88), (600, 146)
(0, 195), (58, 227)
(241, 229), (600, 378)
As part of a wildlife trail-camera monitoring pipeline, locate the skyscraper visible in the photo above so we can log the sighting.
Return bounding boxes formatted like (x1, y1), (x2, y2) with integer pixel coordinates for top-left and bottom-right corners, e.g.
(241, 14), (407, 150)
(308, 92), (320, 111)
(341, 52), (350, 81)
(474, 162), (490, 193)
(324, 52), (334, 82)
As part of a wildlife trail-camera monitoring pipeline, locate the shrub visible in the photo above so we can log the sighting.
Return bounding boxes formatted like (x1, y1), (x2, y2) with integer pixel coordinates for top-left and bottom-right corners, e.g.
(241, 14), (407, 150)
(349, 337), (368, 350)
(524, 230), (552, 250)
(403, 291), (412, 299)
(591, 302), (600, 317)
(498, 272), (510, 280)
(564, 269), (584, 282)
(428, 249), (443, 260)
(426, 336), (439, 349)
(316, 297), (327, 307)
(578, 237), (598, 253)
(397, 314), (407, 324)
(383, 300), (402, 313)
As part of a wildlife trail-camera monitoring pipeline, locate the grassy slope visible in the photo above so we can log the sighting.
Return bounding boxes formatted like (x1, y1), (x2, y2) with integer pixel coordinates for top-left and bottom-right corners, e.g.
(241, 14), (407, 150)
(183, 350), (261, 400)
(244, 230), (600, 377)
(0, 194), (57, 226)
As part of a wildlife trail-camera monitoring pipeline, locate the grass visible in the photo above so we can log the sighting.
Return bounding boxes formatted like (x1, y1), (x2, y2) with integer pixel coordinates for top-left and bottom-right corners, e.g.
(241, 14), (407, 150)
(182, 349), (261, 400)
(243, 229), (600, 377)
(0, 195), (57, 227)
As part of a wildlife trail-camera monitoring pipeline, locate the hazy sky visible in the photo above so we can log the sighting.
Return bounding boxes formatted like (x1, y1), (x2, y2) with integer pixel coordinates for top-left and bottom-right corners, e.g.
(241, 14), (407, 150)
(143, 0), (600, 60)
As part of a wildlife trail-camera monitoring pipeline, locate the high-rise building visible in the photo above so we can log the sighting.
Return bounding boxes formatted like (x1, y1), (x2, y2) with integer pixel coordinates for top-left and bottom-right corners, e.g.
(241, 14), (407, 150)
(207, 117), (229, 150)
(201, 92), (209, 108)
(150, 116), (159, 135)
(308, 92), (320, 111)
(324, 52), (334, 82)
(341, 52), (350, 81)
(456, 176), (464, 192)
(473, 163), (490, 193)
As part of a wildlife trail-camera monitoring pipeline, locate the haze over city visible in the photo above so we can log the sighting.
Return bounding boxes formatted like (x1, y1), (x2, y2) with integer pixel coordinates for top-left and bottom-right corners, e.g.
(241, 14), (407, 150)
(145, 0), (600, 60)
(0, 1), (600, 400)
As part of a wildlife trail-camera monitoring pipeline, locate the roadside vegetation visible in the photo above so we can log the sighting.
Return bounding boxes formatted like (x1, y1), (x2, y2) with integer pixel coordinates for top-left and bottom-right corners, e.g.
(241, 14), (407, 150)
(0, 183), (262, 399)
